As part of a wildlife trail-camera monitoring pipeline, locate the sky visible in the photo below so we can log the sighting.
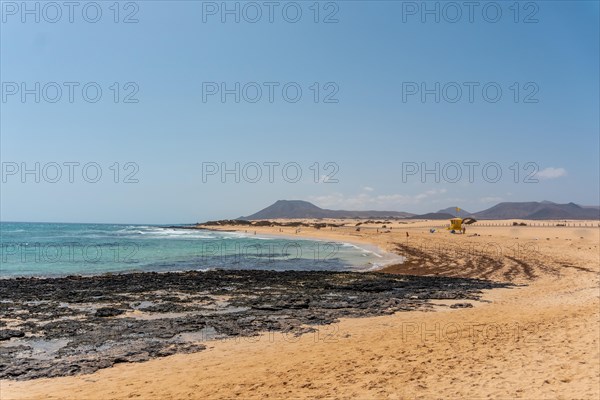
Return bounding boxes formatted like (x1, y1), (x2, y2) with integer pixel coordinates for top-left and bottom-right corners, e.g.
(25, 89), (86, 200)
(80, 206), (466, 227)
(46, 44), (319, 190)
(1, 0), (599, 224)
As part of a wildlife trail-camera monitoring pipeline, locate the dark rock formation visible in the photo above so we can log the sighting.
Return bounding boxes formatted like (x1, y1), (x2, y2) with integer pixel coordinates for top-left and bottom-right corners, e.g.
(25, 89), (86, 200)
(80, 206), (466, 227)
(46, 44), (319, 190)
(0, 269), (512, 381)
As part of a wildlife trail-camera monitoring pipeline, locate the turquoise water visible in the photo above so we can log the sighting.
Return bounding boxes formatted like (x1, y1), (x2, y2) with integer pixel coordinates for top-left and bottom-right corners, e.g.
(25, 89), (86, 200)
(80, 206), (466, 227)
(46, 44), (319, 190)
(0, 222), (396, 277)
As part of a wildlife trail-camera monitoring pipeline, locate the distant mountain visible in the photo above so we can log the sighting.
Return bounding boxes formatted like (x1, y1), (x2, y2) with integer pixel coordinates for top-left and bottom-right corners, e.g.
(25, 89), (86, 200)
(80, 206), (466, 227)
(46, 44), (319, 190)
(240, 200), (414, 220)
(473, 201), (600, 220)
(411, 212), (455, 220)
(581, 205), (600, 210)
(436, 207), (472, 218)
(239, 200), (599, 221)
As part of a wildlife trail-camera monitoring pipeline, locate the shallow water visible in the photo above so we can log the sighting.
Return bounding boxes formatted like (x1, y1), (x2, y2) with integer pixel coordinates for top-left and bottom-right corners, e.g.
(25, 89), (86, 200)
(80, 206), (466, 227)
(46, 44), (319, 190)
(0, 222), (399, 277)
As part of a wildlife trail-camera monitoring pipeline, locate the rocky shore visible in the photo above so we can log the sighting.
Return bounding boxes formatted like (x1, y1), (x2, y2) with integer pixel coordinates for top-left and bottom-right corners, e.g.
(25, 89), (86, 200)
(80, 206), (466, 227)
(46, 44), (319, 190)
(0, 269), (512, 381)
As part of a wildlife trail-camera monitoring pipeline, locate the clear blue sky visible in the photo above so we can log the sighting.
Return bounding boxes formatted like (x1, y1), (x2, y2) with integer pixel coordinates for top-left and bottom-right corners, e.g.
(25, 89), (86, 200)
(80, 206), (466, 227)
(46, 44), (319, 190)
(1, 0), (599, 223)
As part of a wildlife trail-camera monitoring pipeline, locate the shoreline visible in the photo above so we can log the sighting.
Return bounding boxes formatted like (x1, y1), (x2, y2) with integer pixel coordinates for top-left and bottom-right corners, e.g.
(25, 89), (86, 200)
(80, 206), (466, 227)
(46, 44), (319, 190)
(0, 227), (404, 280)
(197, 226), (406, 270)
(2, 220), (598, 399)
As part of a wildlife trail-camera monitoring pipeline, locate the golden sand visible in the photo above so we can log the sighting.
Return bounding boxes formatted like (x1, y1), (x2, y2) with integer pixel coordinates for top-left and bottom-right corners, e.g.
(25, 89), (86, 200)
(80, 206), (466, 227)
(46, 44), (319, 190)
(2, 219), (599, 399)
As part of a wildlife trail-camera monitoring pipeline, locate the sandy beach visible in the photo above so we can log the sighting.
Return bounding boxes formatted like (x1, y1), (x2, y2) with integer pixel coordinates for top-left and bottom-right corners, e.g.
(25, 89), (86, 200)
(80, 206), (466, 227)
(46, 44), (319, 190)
(1, 219), (599, 399)
(3, 0), (598, 397)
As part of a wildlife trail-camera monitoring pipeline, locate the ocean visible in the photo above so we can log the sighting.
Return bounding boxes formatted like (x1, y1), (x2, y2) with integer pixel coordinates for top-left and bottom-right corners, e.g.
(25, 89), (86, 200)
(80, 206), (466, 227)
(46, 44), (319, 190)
(0, 222), (398, 278)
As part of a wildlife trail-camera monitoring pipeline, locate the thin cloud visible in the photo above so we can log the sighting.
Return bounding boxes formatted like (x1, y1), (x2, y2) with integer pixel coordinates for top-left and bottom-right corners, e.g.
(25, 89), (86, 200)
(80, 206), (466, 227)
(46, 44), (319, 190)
(309, 189), (447, 210)
(536, 167), (567, 180)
